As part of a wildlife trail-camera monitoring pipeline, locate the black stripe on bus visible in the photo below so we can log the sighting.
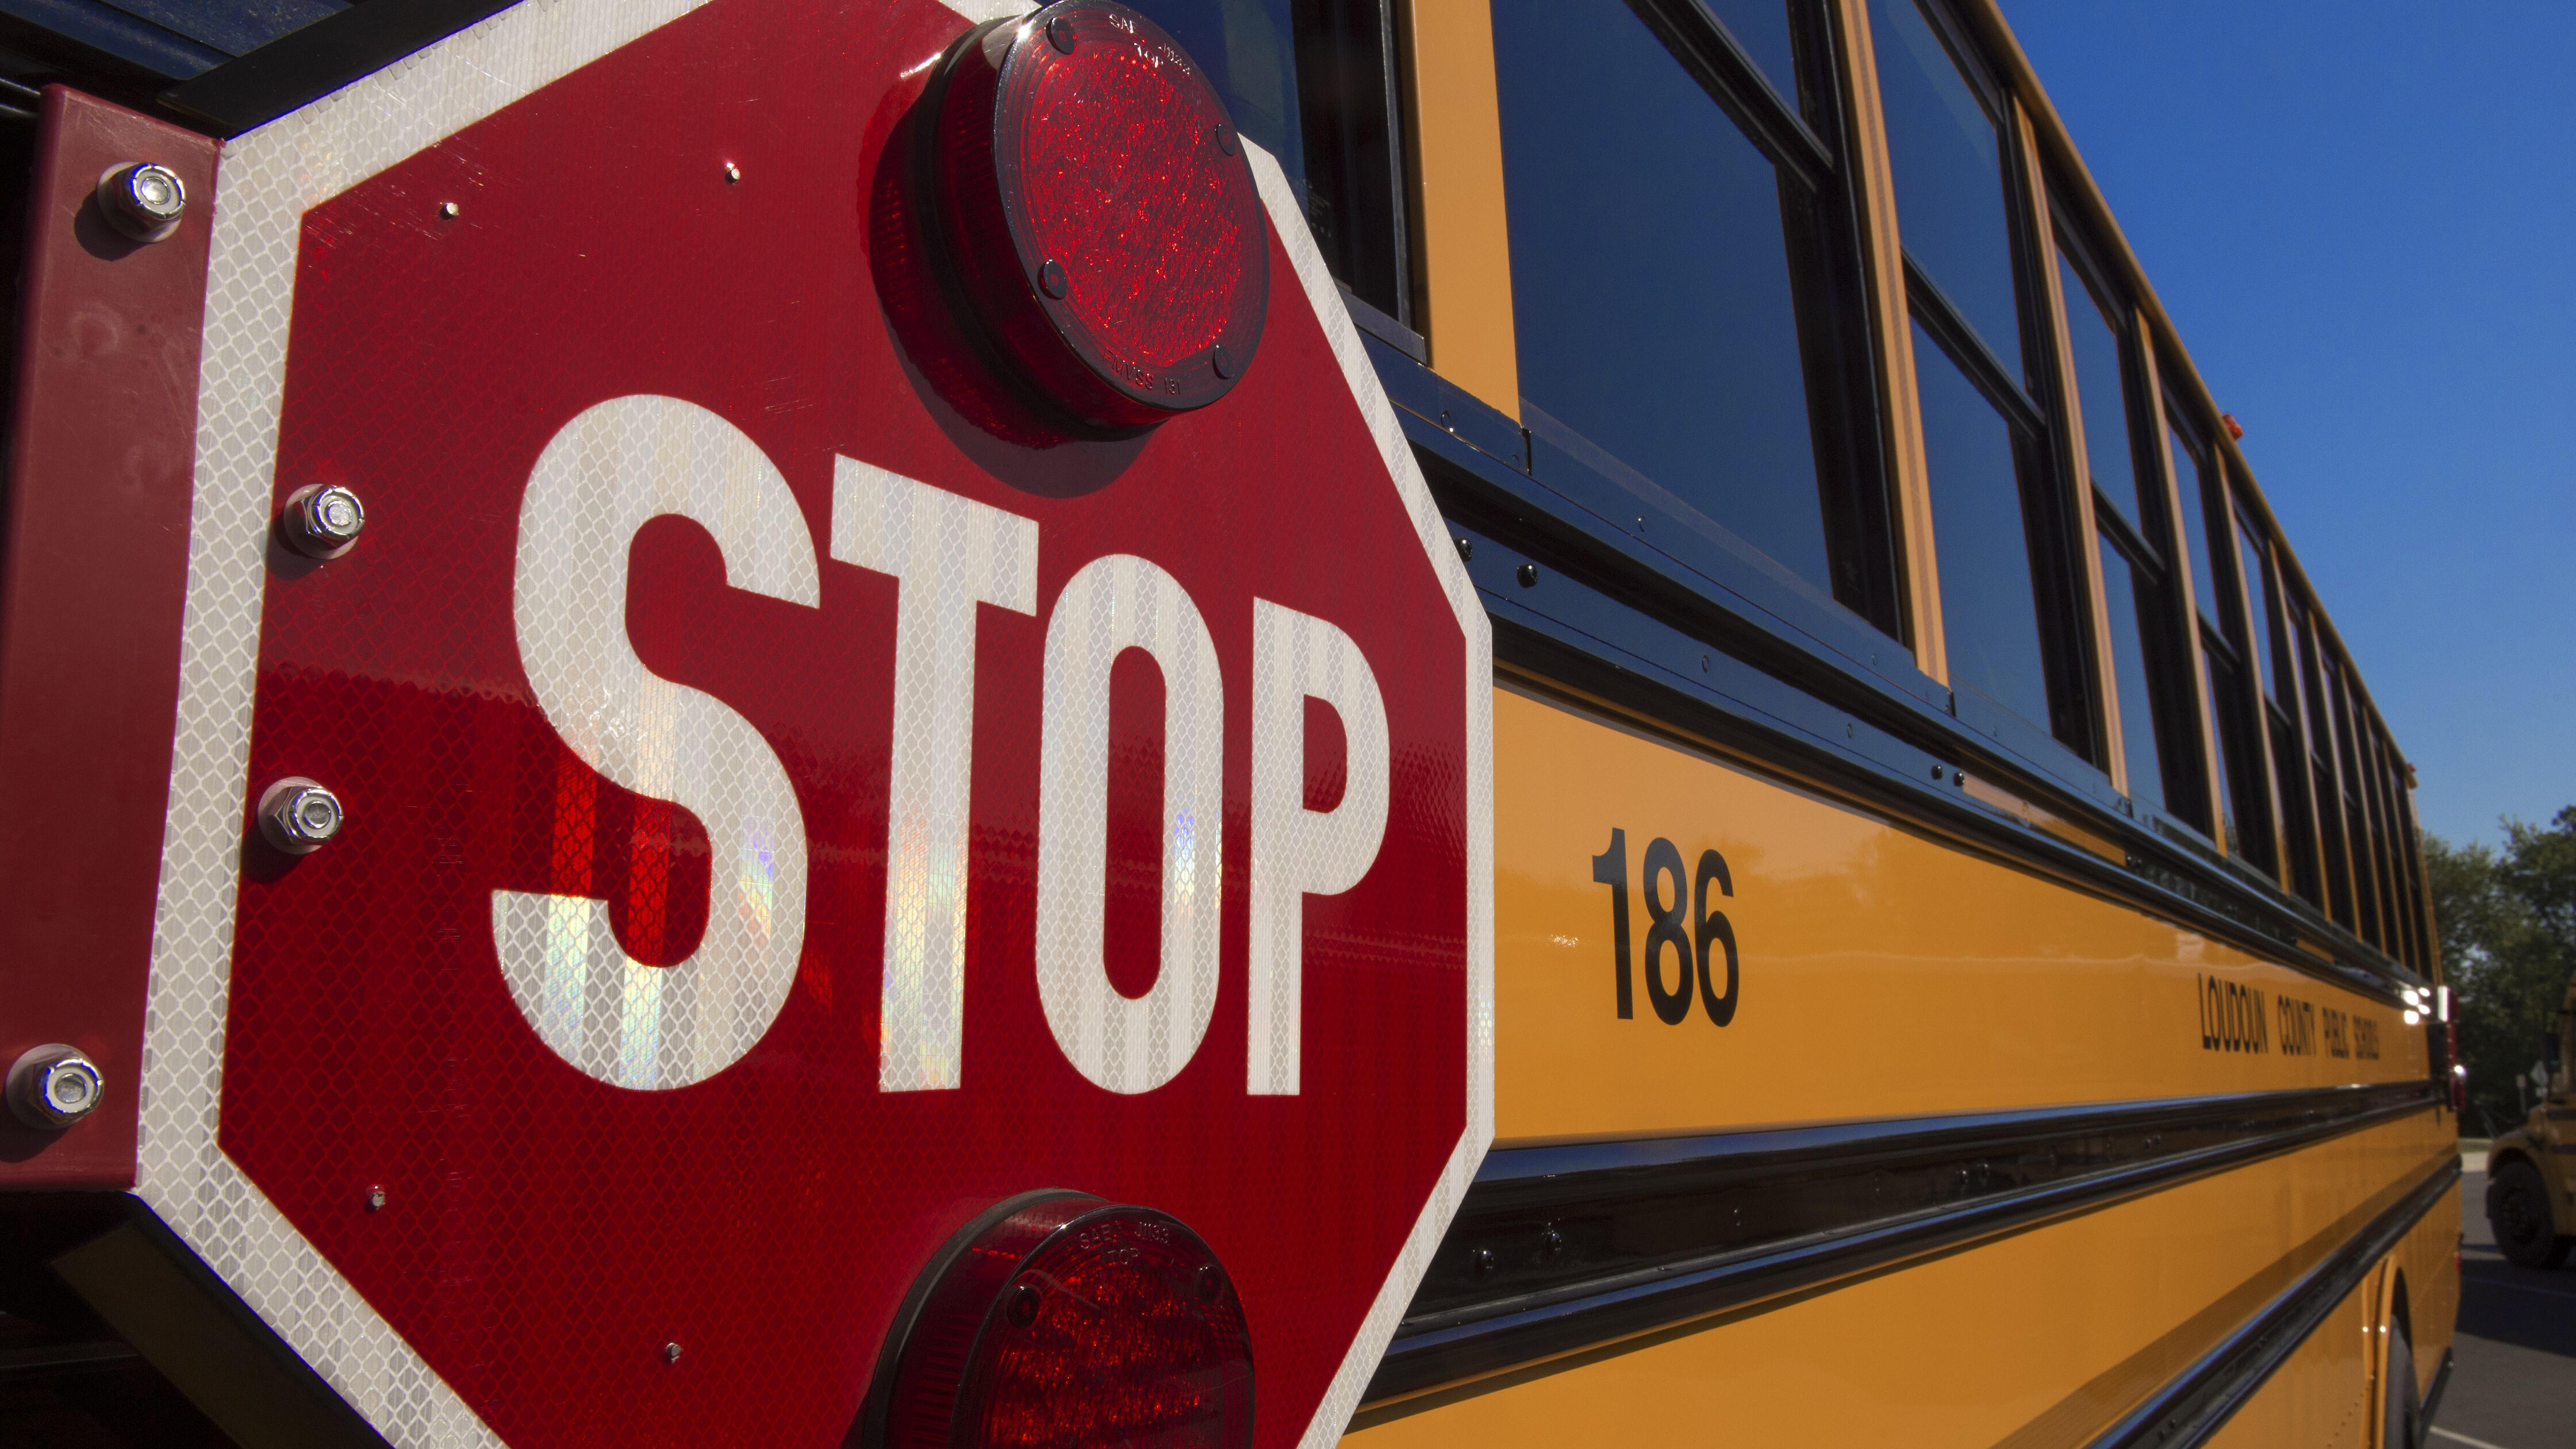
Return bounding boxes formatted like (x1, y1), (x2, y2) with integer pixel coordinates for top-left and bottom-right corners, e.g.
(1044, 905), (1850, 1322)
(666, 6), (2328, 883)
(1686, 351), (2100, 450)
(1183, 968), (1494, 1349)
(1364, 1080), (2437, 1402)
(2078, 1154), (2457, 1448)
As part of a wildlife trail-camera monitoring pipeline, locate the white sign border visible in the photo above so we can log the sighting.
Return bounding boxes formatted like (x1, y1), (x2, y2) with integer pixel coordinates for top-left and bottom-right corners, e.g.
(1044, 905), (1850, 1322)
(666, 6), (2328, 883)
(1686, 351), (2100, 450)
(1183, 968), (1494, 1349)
(140, 0), (1494, 1444)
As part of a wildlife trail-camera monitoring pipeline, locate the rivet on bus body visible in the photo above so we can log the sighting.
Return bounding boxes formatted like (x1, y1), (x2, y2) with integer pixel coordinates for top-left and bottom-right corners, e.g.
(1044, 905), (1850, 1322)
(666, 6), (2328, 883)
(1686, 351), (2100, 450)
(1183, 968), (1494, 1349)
(1517, 563), (1537, 587)
(1538, 1227), (1564, 1261)
(1454, 537), (1473, 562)
(662, 1342), (683, 1364)
(259, 777), (345, 855)
(281, 483), (367, 558)
(1470, 1247), (1496, 1278)
(96, 163), (185, 242)
(366, 1187), (387, 1212)
(724, 162), (742, 183)
(439, 201), (460, 219)
(7, 1044), (103, 1130)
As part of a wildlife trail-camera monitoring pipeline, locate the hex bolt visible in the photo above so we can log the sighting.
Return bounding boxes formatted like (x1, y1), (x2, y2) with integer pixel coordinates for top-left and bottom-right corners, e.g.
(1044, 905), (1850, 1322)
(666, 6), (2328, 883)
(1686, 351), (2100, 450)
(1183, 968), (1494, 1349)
(259, 777), (345, 855)
(8, 1044), (104, 1130)
(662, 1342), (682, 1364)
(281, 483), (367, 559)
(95, 163), (186, 242)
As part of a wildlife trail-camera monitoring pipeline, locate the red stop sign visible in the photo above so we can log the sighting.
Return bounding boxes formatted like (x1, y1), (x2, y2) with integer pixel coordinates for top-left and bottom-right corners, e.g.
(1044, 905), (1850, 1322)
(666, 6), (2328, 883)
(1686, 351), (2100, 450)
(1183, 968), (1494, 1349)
(133, 1), (1492, 1446)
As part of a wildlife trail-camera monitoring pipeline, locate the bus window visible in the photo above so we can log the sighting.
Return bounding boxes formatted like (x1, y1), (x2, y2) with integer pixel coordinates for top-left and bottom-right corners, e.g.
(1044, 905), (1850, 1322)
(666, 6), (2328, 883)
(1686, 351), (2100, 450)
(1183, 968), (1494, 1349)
(2096, 537), (2164, 812)
(1914, 319), (2052, 733)
(2056, 245), (2138, 526)
(2235, 516), (2276, 699)
(2169, 416), (2222, 629)
(2057, 237), (2197, 820)
(1492, 0), (1891, 625)
(1868, 0), (2021, 378)
(2325, 657), (2384, 950)
(1291, 0), (1414, 330)
(2293, 605), (2358, 926)
(2202, 649), (2251, 859)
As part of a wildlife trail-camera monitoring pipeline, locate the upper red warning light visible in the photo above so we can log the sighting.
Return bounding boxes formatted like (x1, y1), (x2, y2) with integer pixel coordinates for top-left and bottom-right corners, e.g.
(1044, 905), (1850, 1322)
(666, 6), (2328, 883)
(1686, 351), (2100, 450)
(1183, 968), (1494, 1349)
(924, 0), (1268, 431)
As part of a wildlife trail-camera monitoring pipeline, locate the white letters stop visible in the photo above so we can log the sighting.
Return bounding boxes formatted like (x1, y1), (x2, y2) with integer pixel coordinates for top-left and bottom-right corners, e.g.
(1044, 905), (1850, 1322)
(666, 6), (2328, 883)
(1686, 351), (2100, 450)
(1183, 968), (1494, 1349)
(498, 395), (1389, 1096)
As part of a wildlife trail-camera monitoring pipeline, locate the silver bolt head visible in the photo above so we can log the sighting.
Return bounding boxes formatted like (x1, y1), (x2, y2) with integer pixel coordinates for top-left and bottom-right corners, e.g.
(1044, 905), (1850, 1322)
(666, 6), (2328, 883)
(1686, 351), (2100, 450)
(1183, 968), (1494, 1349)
(283, 483), (367, 556)
(9, 1044), (103, 1130)
(259, 777), (344, 854)
(96, 163), (185, 241)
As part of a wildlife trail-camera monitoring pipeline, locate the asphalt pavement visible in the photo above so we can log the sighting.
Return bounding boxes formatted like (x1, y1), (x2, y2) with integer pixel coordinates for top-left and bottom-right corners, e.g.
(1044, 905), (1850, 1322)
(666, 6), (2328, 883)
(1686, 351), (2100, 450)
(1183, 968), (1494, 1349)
(2427, 1167), (2576, 1449)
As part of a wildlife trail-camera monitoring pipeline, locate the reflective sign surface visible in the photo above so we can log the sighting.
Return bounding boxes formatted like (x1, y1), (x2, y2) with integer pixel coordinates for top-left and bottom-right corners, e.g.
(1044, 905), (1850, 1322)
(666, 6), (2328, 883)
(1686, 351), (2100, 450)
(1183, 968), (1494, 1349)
(138, 2), (1492, 1446)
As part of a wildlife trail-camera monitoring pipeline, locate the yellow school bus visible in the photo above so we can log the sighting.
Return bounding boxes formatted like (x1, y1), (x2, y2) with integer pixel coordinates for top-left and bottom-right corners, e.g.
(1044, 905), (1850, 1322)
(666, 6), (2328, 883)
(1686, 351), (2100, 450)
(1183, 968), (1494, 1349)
(1248, 0), (2461, 1443)
(0, 0), (2453, 1444)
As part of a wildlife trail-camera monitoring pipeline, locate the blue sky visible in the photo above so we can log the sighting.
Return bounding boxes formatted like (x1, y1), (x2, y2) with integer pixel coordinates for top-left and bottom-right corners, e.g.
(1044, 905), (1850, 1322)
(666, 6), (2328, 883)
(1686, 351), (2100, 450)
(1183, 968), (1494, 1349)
(1999, 3), (2576, 847)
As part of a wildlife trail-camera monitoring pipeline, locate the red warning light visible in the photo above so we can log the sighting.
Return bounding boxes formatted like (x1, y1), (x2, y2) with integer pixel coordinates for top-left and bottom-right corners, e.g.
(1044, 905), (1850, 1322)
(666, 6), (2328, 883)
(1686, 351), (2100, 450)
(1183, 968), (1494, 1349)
(922, 0), (1268, 431)
(875, 1192), (1255, 1449)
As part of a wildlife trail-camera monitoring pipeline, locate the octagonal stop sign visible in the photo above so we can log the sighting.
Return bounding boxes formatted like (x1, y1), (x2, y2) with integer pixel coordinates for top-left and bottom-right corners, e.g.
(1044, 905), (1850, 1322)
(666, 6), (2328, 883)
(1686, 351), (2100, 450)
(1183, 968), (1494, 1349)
(132, 0), (1492, 1446)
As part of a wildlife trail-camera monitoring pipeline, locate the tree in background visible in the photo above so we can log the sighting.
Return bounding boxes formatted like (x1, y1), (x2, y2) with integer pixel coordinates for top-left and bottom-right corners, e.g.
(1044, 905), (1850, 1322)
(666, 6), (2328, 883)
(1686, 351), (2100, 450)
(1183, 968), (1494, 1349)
(2426, 808), (2576, 1137)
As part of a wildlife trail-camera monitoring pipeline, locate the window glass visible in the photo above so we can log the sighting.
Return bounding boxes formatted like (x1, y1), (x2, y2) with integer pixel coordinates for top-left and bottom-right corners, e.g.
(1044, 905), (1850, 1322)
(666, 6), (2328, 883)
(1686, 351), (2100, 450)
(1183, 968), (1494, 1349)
(1869, 0), (2020, 374)
(2202, 652), (2241, 856)
(1292, 0), (1409, 322)
(2235, 518), (2275, 697)
(2275, 714), (2319, 904)
(2058, 247), (2138, 526)
(2168, 420), (2221, 628)
(2097, 536), (2163, 811)
(1915, 320), (2048, 729)
(1704, 0), (1800, 105)
(2316, 753), (2352, 925)
(1496, 0), (1839, 597)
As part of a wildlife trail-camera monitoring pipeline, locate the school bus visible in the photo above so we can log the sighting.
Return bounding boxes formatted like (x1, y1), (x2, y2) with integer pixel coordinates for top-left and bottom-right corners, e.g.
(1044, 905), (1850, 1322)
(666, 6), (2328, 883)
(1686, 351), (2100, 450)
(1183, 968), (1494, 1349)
(0, 0), (2454, 1447)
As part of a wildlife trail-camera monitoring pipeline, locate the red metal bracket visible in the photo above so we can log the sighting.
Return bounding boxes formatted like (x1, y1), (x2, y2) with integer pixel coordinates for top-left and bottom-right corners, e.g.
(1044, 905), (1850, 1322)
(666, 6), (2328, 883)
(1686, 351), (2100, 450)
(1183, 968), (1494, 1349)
(0, 89), (217, 1187)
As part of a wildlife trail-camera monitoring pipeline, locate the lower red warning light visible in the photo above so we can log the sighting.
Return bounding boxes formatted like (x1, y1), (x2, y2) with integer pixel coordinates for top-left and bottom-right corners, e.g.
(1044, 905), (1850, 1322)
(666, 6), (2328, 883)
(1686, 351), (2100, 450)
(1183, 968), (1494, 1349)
(873, 1192), (1254, 1449)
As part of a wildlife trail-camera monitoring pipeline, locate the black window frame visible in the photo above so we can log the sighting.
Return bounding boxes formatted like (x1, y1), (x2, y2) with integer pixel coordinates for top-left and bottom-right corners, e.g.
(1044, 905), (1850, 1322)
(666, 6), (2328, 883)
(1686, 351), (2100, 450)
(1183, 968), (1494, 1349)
(1890, 0), (2099, 764)
(1291, 0), (1425, 351)
(2049, 216), (2203, 822)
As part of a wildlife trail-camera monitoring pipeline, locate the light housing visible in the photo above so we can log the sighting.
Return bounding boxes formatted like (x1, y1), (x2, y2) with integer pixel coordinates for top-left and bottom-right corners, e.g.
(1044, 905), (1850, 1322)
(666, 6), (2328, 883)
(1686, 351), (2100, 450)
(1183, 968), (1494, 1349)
(919, 1), (1267, 432)
(870, 1191), (1254, 1449)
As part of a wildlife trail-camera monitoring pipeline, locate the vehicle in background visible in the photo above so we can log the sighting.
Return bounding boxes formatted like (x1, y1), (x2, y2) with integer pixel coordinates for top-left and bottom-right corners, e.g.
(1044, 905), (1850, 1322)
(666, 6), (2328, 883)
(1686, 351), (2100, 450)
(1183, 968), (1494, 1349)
(2486, 974), (2576, 1269)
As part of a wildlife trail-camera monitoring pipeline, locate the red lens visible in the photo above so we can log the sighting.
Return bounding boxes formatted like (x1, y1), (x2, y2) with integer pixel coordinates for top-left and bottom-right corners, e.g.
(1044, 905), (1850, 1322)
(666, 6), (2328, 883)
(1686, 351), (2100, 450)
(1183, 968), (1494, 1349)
(923, 1), (1267, 431)
(879, 1193), (1254, 1449)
